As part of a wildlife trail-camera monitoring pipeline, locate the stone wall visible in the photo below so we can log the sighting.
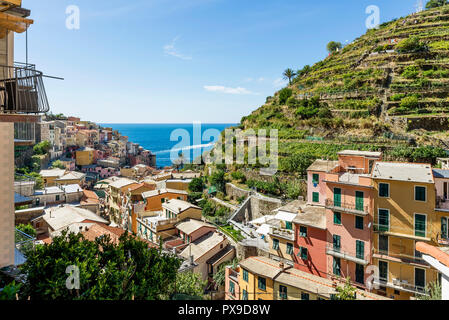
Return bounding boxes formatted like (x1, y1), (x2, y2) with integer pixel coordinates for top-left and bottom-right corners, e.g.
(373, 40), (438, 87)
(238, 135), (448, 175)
(225, 183), (250, 201)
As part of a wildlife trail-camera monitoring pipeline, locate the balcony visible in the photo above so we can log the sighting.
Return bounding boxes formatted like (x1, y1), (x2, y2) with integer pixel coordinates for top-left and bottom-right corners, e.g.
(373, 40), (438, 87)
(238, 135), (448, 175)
(372, 249), (428, 266)
(325, 199), (369, 216)
(435, 196), (449, 212)
(374, 277), (426, 296)
(14, 122), (35, 145)
(269, 226), (295, 241)
(326, 244), (370, 265)
(15, 228), (36, 265)
(0, 63), (49, 115)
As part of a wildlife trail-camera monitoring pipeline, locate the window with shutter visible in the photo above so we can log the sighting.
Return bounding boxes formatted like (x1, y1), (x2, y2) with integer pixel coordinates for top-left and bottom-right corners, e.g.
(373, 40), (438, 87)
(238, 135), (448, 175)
(379, 183), (389, 198)
(333, 257), (341, 276)
(356, 240), (364, 260)
(442, 217), (448, 239)
(312, 192), (319, 203)
(272, 239), (279, 250)
(334, 188), (341, 207)
(299, 226), (308, 237)
(333, 235), (341, 252)
(286, 243), (293, 255)
(355, 216), (364, 230)
(312, 173), (319, 185)
(415, 186), (426, 202)
(334, 212), (341, 225)
(378, 209), (389, 231)
(355, 191), (364, 211)
(415, 214), (426, 237)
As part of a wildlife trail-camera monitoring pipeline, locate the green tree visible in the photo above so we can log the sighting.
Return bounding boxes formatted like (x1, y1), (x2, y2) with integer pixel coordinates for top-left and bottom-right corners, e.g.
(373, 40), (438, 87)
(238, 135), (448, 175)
(28, 172), (44, 189)
(51, 160), (66, 169)
(396, 36), (428, 53)
(33, 141), (51, 155)
(0, 281), (21, 300)
(327, 41), (342, 53)
(426, 0), (448, 9)
(20, 231), (181, 300)
(188, 177), (205, 193)
(212, 258), (239, 287)
(416, 281), (442, 300)
(278, 88), (293, 105)
(209, 169), (226, 193)
(282, 68), (296, 85)
(334, 278), (357, 300)
(167, 272), (207, 299)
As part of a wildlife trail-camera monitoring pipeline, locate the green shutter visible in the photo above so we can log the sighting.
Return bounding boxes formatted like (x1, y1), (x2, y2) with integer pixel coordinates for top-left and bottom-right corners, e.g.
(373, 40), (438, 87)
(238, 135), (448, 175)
(442, 217), (448, 239)
(333, 258), (341, 276)
(333, 235), (341, 252)
(312, 192), (319, 203)
(300, 247), (308, 260)
(334, 212), (341, 225)
(379, 183), (389, 197)
(312, 174), (319, 185)
(273, 239), (279, 250)
(415, 186), (426, 202)
(415, 214), (426, 237)
(334, 188), (341, 207)
(286, 221), (293, 230)
(243, 269), (248, 282)
(378, 209), (389, 232)
(356, 240), (364, 260)
(286, 243), (293, 255)
(355, 191), (364, 211)
(300, 226), (308, 237)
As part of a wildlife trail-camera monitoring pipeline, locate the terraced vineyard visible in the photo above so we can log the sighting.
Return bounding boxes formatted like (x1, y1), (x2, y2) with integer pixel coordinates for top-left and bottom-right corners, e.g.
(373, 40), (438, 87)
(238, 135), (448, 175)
(242, 5), (449, 140)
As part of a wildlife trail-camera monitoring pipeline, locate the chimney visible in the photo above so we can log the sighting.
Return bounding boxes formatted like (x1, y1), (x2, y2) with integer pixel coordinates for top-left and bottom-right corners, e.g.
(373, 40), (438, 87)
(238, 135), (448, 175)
(178, 208), (182, 213)
(279, 262), (284, 269)
(190, 255), (194, 265)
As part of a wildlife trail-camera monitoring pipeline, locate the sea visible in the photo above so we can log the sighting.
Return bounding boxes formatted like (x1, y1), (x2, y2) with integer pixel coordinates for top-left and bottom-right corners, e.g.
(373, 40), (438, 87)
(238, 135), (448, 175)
(100, 123), (237, 168)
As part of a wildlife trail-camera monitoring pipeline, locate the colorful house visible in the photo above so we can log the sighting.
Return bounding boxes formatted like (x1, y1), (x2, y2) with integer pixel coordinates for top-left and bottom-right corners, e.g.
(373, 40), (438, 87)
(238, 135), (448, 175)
(372, 162), (439, 300)
(307, 160), (338, 206)
(75, 147), (95, 166)
(324, 150), (381, 288)
(432, 169), (449, 246)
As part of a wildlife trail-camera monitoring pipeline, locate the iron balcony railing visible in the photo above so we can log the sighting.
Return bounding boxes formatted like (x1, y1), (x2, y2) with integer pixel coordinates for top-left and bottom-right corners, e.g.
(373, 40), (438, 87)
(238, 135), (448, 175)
(15, 228), (36, 258)
(325, 199), (370, 216)
(0, 63), (49, 114)
(326, 244), (371, 265)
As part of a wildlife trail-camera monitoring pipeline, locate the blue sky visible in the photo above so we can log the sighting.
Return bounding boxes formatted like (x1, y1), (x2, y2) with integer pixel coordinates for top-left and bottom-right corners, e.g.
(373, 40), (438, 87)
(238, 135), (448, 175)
(16, 0), (421, 123)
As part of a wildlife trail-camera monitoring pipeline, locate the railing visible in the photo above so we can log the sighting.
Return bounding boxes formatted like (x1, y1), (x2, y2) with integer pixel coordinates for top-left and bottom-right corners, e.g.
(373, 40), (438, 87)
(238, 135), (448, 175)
(14, 122), (35, 142)
(325, 199), (370, 216)
(374, 277), (426, 295)
(326, 244), (370, 265)
(269, 226), (295, 241)
(372, 249), (427, 265)
(15, 228), (36, 257)
(0, 63), (49, 114)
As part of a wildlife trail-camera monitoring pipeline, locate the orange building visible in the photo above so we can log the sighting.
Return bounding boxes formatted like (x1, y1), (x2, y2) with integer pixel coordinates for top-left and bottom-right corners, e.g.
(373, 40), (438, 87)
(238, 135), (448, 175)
(141, 188), (188, 213)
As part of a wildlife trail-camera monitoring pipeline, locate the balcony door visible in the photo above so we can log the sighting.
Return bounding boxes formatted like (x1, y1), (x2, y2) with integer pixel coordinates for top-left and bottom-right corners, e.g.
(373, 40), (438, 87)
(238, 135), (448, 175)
(415, 268), (425, 292)
(355, 264), (364, 285)
(334, 188), (341, 207)
(355, 191), (364, 211)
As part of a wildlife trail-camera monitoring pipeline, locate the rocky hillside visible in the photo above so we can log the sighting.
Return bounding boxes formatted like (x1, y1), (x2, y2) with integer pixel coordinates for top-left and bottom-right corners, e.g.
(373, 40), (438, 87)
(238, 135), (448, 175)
(241, 5), (449, 146)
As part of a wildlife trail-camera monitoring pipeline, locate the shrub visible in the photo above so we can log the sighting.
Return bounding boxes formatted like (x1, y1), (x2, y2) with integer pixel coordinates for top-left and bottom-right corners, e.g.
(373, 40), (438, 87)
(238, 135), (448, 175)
(396, 36), (428, 53)
(231, 171), (246, 183)
(426, 0), (448, 9)
(278, 88), (293, 105)
(400, 95), (419, 109)
(401, 65), (419, 79)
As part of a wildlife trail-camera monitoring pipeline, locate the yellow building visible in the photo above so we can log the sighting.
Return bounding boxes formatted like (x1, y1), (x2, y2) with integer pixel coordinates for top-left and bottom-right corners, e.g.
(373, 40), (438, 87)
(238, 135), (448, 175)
(372, 162), (440, 300)
(39, 168), (66, 187)
(267, 208), (297, 266)
(236, 256), (390, 300)
(75, 147), (95, 166)
(54, 171), (86, 187)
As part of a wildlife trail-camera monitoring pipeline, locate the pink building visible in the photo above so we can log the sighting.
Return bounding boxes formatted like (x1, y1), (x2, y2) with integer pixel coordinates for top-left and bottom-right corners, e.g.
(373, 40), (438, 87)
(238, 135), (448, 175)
(225, 266), (241, 300)
(433, 169), (449, 246)
(324, 150), (381, 288)
(307, 160), (338, 206)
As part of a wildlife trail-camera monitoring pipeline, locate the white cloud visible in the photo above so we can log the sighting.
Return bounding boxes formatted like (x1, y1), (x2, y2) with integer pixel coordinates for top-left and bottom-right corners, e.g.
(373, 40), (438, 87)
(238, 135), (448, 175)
(164, 36), (192, 60)
(204, 85), (257, 95)
(273, 78), (288, 88)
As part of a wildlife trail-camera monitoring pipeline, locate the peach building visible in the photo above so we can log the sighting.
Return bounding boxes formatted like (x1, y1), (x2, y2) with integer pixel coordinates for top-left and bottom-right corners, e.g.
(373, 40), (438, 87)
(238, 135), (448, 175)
(307, 160), (338, 206)
(324, 150), (381, 288)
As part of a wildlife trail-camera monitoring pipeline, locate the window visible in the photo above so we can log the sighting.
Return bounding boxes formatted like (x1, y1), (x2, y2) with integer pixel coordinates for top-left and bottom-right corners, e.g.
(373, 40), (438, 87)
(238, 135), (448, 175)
(355, 264), (364, 285)
(334, 212), (341, 225)
(379, 261), (388, 282)
(356, 240), (365, 260)
(279, 285), (287, 300)
(333, 257), (341, 276)
(379, 235), (389, 255)
(299, 226), (308, 237)
(286, 243), (294, 255)
(415, 268), (425, 292)
(242, 289), (248, 300)
(415, 214), (426, 237)
(415, 186), (426, 202)
(258, 277), (266, 291)
(333, 235), (341, 252)
(56, 195), (61, 201)
(161, 198), (166, 203)
(312, 192), (319, 203)
(298, 247), (308, 260)
(285, 221), (293, 230)
(355, 216), (364, 230)
(312, 173), (319, 185)
(36, 198), (40, 206)
(355, 191), (364, 211)
(243, 269), (248, 282)
(378, 209), (389, 232)
(301, 292), (310, 300)
(379, 183), (389, 198)
(441, 217), (448, 239)
(272, 239), (279, 250)
(229, 281), (235, 295)
(334, 188), (341, 207)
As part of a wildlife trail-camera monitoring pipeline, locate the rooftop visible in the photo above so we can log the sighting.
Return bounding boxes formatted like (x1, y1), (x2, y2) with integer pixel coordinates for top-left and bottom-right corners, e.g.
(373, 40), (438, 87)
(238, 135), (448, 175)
(292, 205), (327, 230)
(180, 232), (226, 261)
(274, 200), (304, 214)
(60, 184), (83, 194)
(175, 219), (215, 235)
(372, 162), (433, 183)
(307, 160), (339, 172)
(337, 150), (382, 158)
(433, 169), (449, 179)
(108, 177), (137, 189)
(56, 171), (86, 181)
(34, 186), (64, 195)
(39, 168), (66, 178)
(141, 188), (188, 199)
(163, 198), (200, 213)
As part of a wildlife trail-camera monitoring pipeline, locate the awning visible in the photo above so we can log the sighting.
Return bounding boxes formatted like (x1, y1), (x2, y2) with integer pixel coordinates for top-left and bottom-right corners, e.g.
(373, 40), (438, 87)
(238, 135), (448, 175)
(0, 11), (33, 37)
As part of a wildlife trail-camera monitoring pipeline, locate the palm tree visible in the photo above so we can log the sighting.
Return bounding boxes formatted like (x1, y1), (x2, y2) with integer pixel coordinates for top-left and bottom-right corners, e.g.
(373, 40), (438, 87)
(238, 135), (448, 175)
(283, 68), (296, 85)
